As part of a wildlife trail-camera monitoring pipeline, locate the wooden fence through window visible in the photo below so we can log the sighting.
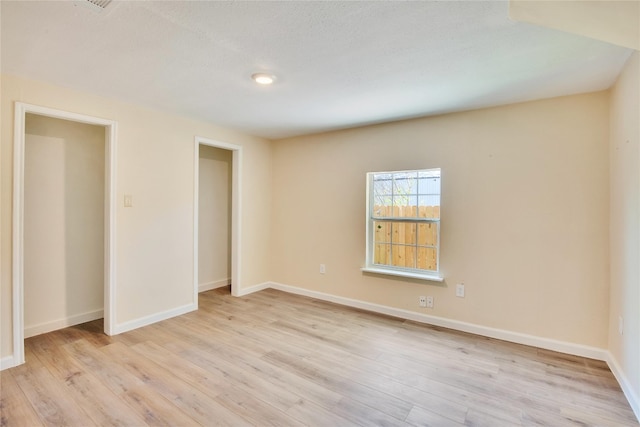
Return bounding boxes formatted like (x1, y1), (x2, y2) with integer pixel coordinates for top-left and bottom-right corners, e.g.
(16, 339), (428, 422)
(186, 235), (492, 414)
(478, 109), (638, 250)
(373, 205), (440, 271)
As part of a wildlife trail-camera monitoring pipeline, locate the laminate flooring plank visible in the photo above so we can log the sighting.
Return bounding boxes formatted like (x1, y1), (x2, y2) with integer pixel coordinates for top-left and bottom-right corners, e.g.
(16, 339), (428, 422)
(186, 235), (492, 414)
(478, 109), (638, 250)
(520, 405), (596, 427)
(246, 296), (356, 334)
(133, 321), (190, 348)
(11, 364), (93, 426)
(284, 399), (361, 427)
(339, 328), (501, 376)
(405, 405), (467, 427)
(495, 361), (637, 421)
(273, 319), (386, 360)
(62, 339), (146, 395)
(168, 339), (337, 411)
(110, 322), (162, 347)
(331, 396), (412, 427)
(478, 347), (629, 414)
(57, 319), (112, 348)
(163, 315), (270, 360)
(133, 338), (311, 425)
(268, 329), (470, 424)
(101, 341), (253, 427)
(335, 349), (524, 425)
(499, 357), (622, 401)
(29, 334), (147, 426)
(559, 406), (637, 427)
(242, 300), (616, 422)
(214, 386), (305, 427)
(254, 294), (390, 340)
(133, 334), (299, 427)
(463, 407), (524, 427)
(545, 360), (628, 392)
(340, 352), (522, 425)
(2, 288), (637, 427)
(130, 340), (230, 397)
(164, 338), (344, 411)
(209, 289), (638, 426)
(376, 351), (516, 401)
(263, 350), (414, 421)
(118, 386), (198, 427)
(65, 340), (196, 426)
(0, 371), (44, 427)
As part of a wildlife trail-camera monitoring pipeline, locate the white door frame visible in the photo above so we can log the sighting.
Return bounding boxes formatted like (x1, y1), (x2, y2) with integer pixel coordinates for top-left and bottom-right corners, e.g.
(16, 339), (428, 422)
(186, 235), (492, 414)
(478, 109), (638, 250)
(194, 136), (242, 299)
(12, 102), (117, 367)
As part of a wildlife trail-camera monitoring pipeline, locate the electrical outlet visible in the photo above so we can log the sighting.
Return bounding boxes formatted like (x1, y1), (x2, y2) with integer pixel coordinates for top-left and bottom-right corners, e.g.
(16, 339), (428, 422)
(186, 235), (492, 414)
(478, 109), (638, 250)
(419, 296), (427, 307)
(426, 296), (434, 308)
(319, 264), (326, 274)
(124, 194), (133, 207)
(456, 283), (465, 298)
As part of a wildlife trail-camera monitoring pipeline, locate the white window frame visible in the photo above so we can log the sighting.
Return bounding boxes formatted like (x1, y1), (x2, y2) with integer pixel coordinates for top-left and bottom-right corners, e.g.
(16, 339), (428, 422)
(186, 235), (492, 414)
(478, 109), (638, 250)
(362, 168), (444, 282)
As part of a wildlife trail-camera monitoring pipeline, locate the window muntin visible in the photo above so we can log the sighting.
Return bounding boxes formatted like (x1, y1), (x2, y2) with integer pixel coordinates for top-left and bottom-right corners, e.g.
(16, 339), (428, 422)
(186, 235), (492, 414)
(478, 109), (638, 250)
(367, 169), (441, 275)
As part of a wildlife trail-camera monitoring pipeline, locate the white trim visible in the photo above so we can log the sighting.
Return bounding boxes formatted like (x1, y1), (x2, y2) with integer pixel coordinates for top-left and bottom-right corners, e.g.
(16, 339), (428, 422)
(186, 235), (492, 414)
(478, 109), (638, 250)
(266, 281), (607, 361)
(0, 355), (17, 371)
(199, 278), (231, 293)
(113, 303), (196, 335)
(194, 137), (242, 301)
(10, 102), (117, 370)
(104, 122), (117, 336)
(606, 351), (640, 422)
(24, 309), (104, 339)
(361, 267), (444, 282)
(236, 281), (271, 297)
(364, 168), (442, 278)
(12, 104), (26, 367)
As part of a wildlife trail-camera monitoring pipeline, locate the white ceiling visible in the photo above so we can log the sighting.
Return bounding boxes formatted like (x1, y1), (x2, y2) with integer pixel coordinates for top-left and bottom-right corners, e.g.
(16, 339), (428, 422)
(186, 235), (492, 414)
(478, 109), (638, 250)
(1, 0), (632, 139)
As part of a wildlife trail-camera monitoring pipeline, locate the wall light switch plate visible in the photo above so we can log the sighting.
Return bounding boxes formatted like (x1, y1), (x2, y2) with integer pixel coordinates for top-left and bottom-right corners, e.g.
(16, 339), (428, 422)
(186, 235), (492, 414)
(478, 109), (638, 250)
(124, 194), (133, 207)
(456, 283), (465, 298)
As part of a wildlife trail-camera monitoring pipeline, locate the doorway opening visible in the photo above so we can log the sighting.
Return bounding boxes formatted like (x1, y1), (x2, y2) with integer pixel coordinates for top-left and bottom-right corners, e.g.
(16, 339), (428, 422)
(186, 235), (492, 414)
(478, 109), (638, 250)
(198, 145), (232, 293)
(11, 103), (116, 368)
(193, 137), (242, 300)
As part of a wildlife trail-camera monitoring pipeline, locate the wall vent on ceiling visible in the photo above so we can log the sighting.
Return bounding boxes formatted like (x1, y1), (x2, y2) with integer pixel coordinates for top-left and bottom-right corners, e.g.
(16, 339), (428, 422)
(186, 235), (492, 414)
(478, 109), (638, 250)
(75, 0), (113, 13)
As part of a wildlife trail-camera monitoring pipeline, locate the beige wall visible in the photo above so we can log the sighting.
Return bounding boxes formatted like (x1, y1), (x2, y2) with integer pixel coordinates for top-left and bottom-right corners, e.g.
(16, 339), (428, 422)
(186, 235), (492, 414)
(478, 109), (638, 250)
(198, 145), (232, 287)
(1, 74), (273, 359)
(509, 1), (639, 50)
(271, 92), (610, 348)
(609, 51), (640, 405)
(24, 115), (105, 336)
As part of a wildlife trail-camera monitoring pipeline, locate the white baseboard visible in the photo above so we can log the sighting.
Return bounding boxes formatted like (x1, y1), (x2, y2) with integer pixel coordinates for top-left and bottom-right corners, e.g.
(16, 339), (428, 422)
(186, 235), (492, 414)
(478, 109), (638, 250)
(264, 282), (607, 361)
(1, 355), (17, 371)
(113, 302), (197, 335)
(24, 309), (104, 339)
(199, 278), (230, 293)
(606, 351), (640, 421)
(236, 281), (271, 297)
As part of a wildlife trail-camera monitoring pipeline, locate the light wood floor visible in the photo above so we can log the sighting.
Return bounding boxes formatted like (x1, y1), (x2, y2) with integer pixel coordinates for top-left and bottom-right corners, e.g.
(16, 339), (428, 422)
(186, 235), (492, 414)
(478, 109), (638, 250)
(1, 287), (637, 426)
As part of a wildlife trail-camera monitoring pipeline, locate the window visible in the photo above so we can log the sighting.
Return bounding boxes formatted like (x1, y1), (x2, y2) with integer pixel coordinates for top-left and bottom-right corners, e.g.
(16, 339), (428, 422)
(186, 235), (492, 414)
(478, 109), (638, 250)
(363, 168), (442, 281)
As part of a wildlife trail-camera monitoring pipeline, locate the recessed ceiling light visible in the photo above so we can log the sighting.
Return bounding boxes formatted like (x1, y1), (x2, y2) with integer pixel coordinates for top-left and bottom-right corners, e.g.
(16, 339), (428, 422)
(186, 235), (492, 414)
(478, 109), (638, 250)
(251, 73), (275, 85)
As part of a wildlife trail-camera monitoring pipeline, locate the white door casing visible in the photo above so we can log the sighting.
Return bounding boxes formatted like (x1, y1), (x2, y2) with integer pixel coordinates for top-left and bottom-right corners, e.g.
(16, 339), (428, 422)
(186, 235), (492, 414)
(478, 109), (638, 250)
(11, 102), (117, 368)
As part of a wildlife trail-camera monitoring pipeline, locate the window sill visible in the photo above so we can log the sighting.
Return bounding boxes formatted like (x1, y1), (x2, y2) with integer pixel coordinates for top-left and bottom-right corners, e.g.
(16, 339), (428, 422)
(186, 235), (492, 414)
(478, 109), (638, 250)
(361, 267), (444, 282)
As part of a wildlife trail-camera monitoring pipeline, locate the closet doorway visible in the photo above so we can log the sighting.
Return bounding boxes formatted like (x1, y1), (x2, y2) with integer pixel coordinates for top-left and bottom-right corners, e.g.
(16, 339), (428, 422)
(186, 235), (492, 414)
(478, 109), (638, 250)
(193, 137), (241, 300)
(198, 145), (231, 293)
(12, 103), (116, 367)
